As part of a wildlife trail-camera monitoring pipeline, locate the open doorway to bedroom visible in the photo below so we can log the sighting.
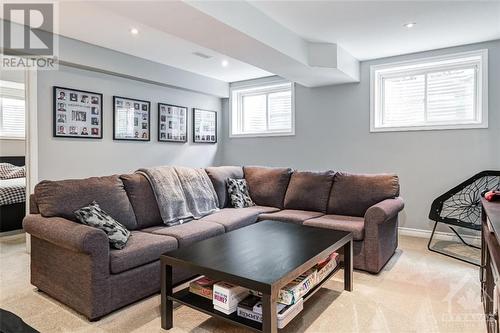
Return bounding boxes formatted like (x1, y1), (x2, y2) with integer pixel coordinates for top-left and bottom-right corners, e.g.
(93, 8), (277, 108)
(0, 69), (27, 234)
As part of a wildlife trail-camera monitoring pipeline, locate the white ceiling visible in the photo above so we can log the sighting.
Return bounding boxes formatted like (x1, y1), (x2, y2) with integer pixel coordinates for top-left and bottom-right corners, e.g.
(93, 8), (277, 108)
(249, 1), (500, 61)
(4, 1), (499, 85)
(56, 2), (272, 83)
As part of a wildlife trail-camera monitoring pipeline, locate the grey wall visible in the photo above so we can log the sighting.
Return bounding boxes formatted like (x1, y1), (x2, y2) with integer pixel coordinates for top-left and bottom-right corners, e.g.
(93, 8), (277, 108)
(37, 65), (221, 181)
(220, 40), (500, 232)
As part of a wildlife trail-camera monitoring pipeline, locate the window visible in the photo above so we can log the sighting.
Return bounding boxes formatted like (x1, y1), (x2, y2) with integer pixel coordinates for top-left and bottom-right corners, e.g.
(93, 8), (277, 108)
(370, 50), (488, 132)
(230, 80), (294, 137)
(0, 80), (25, 139)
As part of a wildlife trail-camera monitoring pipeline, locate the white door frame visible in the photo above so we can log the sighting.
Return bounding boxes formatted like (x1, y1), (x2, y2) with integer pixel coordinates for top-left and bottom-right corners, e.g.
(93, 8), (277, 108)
(24, 68), (37, 252)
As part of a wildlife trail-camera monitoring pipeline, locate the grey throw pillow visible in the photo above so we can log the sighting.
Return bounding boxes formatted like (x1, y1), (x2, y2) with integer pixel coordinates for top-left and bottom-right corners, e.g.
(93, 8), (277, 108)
(227, 178), (255, 208)
(74, 201), (130, 249)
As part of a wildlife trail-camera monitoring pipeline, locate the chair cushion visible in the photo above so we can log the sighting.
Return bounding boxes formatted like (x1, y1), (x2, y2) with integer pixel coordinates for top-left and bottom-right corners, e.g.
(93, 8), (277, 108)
(121, 173), (162, 229)
(284, 170), (335, 212)
(142, 221), (224, 248)
(258, 209), (324, 224)
(35, 175), (138, 230)
(109, 231), (177, 274)
(205, 166), (244, 208)
(303, 215), (365, 240)
(328, 173), (400, 217)
(243, 166), (292, 209)
(199, 208), (260, 232)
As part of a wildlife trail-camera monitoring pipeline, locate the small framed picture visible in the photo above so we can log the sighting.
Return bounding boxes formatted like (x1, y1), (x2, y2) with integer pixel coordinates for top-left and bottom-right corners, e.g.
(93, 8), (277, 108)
(53, 86), (103, 139)
(193, 108), (217, 144)
(113, 96), (150, 141)
(158, 103), (187, 143)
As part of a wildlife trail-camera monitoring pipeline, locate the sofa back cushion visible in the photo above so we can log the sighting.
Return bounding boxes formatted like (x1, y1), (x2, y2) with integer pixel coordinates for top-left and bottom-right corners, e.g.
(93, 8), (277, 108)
(243, 166), (292, 209)
(284, 170), (335, 212)
(205, 166), (243, 208)
(34, 175), (138, 230)
(121, 173), (162, 229)
(328, 172), (400, 217)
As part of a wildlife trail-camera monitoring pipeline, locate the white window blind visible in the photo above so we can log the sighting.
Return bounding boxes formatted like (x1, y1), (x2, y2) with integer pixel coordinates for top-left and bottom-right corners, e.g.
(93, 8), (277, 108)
(371, 50), (487, 132)
(230, 81), (294, 137)
(0, 80), (25, 139)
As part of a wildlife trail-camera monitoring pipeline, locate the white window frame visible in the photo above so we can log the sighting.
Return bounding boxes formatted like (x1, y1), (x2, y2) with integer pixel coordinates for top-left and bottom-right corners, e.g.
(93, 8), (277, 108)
(229, 78), (295, 138)
(0, 80), (26, 140)
(370, 49), (488, 132)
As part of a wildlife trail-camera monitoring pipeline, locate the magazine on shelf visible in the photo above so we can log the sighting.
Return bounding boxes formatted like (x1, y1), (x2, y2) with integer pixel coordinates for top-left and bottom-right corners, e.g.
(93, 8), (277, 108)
(189, 277), (218, 300)
(315, 252), (339, 282)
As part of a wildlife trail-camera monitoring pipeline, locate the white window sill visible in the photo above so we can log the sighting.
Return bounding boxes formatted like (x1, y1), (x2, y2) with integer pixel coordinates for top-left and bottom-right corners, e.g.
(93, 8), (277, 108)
(0, 136), (25, 140)
(229, 131), (295, 138)
(370, 122), (488, 133)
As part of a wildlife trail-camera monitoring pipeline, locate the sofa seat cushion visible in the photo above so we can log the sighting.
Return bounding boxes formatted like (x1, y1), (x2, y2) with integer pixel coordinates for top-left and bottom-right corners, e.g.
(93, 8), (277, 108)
(258, 209), (324, 225)
(205, 166), (244, 208)
(284, 170), (335, 213)
(109, 231), (178, 274)
(35, 175), (138, 230)
(142, 221), (224, 248)
(199, 208), (259, 232)
(243, 166), (292, 209)
(245, 205), (280, 214)
(303, 215), (365, 240)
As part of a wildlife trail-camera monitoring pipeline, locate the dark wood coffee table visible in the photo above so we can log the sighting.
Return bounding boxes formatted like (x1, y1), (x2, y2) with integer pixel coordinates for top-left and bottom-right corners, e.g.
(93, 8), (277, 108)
(160, 220), (353, 333)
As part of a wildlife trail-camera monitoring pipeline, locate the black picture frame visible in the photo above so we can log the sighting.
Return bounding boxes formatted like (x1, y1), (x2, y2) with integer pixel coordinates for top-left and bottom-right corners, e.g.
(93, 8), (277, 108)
(193, 108), (217, 144)
(53, 86), (103, 139)
(158, 103), (188, 143)
(113, 96), (151, 141)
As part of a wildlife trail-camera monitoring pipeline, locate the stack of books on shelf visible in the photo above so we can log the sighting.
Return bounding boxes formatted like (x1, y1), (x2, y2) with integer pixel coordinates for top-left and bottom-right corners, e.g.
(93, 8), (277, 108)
(189, 277), (218, 300)
(187, 252), (339, 329)
(212, 282), (249, 315)
(237, 295), (304, 329)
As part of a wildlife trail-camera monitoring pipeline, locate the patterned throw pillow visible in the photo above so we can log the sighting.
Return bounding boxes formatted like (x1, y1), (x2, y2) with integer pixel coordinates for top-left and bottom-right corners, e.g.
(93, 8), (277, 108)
(227, 178), (255, 208)
(0, 163), (26, 179)
(74, 201), (130, 249)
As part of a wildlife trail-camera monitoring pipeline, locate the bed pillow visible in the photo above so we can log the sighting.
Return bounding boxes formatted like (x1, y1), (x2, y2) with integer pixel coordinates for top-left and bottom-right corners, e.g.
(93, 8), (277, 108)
(0, 163), (25, 179)
(227, 178), (255, 208)
(74, 201), (130, 249)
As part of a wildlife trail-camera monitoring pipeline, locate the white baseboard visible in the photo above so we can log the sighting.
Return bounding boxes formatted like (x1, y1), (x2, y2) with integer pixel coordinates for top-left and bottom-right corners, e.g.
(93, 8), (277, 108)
(398, 226), (481, 243)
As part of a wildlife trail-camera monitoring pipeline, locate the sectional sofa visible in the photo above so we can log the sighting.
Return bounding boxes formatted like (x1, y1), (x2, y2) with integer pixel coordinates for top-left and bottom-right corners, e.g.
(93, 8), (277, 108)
(23, 166), (404, 320)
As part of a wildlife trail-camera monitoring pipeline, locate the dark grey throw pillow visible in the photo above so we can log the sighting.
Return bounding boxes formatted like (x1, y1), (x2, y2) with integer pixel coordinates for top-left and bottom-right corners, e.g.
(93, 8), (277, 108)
(227, 178), (255, 208)
(74, 201), (130, 249)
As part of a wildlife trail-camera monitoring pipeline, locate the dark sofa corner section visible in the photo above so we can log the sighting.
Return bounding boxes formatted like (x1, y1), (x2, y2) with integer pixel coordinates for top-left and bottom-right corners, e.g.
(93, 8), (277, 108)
(24, 165), (404, 320)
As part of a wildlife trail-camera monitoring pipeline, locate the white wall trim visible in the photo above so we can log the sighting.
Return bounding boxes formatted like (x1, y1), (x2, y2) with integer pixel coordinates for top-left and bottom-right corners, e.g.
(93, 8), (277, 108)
(398, 226), (480, 242)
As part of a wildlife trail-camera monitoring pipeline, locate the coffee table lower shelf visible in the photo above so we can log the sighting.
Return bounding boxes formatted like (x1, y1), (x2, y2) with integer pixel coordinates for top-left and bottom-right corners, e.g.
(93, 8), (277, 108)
(168, 265), (342, 332)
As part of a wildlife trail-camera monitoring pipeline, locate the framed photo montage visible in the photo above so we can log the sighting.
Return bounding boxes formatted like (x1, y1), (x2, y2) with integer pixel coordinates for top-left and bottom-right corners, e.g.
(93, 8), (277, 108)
(113, 96), (151, 141)
(158, 103), (187, 142)
(53, 86), (103, 139)
(193, 108), (217, 143)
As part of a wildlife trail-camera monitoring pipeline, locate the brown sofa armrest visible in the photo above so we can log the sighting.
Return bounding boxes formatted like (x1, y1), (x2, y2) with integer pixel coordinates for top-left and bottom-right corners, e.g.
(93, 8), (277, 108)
(364, 197), (404, 224)
(23, 214), (109, 257)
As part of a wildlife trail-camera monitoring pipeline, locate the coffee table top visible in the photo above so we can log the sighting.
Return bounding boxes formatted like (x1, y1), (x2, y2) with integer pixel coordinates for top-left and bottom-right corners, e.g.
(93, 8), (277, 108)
(161, 220), (351, 293)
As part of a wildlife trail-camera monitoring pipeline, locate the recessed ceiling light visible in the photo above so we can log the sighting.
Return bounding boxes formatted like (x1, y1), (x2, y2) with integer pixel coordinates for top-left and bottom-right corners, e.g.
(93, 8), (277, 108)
(403, 22), (416, 28)
(221, 59), (229, 67)
(130, 28), (139, 35)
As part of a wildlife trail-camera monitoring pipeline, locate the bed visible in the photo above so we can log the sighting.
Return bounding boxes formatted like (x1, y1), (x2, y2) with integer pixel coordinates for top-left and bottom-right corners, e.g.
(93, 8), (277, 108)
(0, 156), (26, 232)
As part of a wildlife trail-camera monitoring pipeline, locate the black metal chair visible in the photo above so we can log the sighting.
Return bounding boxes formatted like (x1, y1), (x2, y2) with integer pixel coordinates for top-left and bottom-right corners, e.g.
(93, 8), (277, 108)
(428, 170), (500, 265)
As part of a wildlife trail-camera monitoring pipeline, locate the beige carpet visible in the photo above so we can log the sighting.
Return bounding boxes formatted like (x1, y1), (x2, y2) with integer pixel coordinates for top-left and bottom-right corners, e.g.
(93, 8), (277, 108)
(0, 234), (486, 333)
